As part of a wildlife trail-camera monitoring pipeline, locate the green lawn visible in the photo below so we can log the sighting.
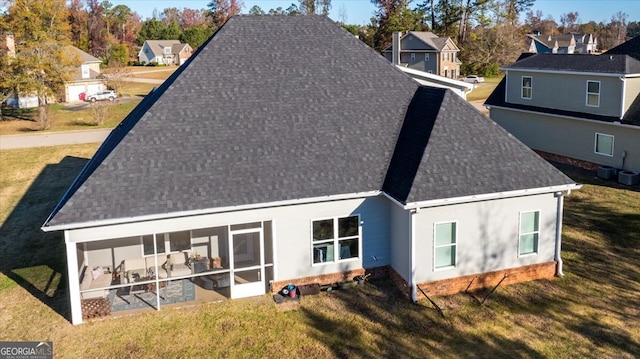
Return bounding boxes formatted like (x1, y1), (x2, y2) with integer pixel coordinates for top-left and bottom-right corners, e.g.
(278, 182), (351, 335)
(0, 144), (638, 358)
(466, 76), (502, 102)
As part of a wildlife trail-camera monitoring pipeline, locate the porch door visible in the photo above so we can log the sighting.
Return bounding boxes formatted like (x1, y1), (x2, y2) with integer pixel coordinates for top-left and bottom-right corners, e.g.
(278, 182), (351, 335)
(230, 228), (265, 299)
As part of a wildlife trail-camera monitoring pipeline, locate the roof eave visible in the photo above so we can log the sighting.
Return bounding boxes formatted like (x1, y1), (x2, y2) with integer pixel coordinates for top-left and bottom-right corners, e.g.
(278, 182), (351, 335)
(402, 184), (582, 210)
(41, 190), (382, 232)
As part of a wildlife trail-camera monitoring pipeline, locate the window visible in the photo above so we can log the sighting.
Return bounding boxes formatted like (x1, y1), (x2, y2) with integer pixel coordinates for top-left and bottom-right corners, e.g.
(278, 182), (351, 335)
(521, 76), (532, 99)
(163, 46), (171, 54)
(595, 133), (614, 156)
(143, 235), (164, 255)
(586, 81), (600, 107)
(312, 216), (359, 264)
(424, 53), (429, 61)
(434, 222), (456, 269)
(519, 211), (539, 255)
(410, 53), (416, 62)
(142, 231), (191, 256)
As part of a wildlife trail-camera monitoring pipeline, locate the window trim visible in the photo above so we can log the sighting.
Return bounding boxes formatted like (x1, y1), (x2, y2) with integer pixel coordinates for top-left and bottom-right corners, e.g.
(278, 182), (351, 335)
(521, 76), (532, 99)
(433, 221), (457, 270)
(594, 132), (614, 157)
(311, 215), (361, 266)
(518, 211), (540, 257)
(141, 231), (192, 257)
(586, 80), (600, 107)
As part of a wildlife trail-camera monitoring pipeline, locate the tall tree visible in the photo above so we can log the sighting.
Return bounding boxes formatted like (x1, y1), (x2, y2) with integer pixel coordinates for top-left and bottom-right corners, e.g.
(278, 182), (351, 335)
(161, 7), (181, 26)
(87, 0), (107, 57)
(67, 0), (89, 51)
(181, 8), (207, 28)
(162, 21), (182, 39)
(207, 0), (242, 29)
(299, 0), (331, 15)
(180, 26), (213, 48)
(5, 0), (78, 129)
(137, 18), (166, 45)
(371, 0), (425, 51)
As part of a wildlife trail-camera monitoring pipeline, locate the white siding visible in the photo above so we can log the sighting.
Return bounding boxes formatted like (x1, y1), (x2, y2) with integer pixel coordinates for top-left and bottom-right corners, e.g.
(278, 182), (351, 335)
(412, 194), (558, 283)
(67, 196), (391, 283)
(389, 202), (412, 282)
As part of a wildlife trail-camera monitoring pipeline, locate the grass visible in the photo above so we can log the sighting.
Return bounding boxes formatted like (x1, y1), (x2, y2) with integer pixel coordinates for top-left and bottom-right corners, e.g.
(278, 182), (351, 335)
(0, 143), (638, 357)
(466, 76), (503, 102)
(129, 68), (177, 80)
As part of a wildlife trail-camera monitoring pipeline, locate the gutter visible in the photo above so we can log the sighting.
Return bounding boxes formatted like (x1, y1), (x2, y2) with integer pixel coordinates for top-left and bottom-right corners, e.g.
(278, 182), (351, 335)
(403, 184), (582, 210)
(42, 190), (381, 232)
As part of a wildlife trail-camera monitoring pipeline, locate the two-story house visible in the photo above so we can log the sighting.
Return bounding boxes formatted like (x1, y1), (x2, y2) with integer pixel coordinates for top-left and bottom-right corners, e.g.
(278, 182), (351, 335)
(485, 36), (640, 180)
(527, 33), (598, 54)
(138, 40), (193, 66)
(382, 31), (461, 79)
(64, 46), (106, 102)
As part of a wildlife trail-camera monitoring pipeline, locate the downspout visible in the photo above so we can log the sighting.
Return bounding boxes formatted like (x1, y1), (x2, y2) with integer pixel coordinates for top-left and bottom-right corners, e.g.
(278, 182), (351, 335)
(554, 191), (568, 277)
(410, 208), (418, 302)
(619, 76), (626, 120)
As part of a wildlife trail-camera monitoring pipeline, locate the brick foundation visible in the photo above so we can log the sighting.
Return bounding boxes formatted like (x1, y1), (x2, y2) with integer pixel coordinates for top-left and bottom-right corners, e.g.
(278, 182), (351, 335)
(271, 262), (557, 300)
(415, 261), (557, 298)
(535, 150), (598, 171)
(271, 268), (365, 292)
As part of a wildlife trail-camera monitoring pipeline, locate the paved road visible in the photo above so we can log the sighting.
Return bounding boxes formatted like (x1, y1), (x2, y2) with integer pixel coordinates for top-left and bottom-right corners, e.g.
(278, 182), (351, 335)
(0, 129), (111, 150)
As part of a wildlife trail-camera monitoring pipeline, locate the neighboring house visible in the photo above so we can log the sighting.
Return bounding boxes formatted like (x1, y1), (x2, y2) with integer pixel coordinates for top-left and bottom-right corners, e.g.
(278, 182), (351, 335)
(485, 35), (640, 175)
(138, 40), (193, 65)
(64, 46), (106, 102)
(527, 33), (598, 54)
(42, 15), (579, 325)
(382, 31), (461, 79)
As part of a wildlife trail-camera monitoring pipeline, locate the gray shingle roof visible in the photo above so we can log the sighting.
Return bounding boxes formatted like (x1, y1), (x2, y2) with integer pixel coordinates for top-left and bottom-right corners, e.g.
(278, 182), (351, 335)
(502, 53), (640, 74)
(384, 87), (574, 203)
(44, 15), (575, 228)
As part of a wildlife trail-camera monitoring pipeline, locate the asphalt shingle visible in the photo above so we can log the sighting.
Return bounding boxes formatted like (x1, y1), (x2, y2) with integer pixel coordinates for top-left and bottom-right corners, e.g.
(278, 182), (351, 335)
(44, 15), (575, 228)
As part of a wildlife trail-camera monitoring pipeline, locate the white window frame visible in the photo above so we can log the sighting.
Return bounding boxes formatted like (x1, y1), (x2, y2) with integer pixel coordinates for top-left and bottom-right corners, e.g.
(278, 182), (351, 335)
(424, 53), (429, 61)
(433, 221), (457, 270)
(521, 76), (532, 99)
(410, 53), (416, 62)
(163, 46), (171, 54)
(594, 132), (614, 157)
(141, 231), (192, 257)
(518, 211), (540, 256)
(586, 80), (600, 107)
(311, 215), (360, 266)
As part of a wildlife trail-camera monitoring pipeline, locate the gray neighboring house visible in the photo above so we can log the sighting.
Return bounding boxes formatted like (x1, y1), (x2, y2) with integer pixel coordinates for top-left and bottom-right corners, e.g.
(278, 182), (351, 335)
(485, 35), (640, 177)
(138, 40), (193, 65)
(42, 15), (579, 325)
(382, 31), (461, 79)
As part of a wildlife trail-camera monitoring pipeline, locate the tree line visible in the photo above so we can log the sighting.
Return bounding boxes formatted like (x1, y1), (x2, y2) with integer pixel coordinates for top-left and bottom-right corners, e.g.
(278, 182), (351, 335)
(1, 0), (638, 127)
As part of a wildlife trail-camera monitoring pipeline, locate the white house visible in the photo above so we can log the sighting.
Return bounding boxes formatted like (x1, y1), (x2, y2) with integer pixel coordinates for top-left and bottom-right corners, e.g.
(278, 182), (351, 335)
(138, 40), (193, 65)
(42, 15), (580, 325)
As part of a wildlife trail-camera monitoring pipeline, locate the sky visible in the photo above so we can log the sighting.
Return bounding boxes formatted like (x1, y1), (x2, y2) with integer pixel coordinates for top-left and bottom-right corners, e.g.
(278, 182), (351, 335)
(122, 0), (640, 26)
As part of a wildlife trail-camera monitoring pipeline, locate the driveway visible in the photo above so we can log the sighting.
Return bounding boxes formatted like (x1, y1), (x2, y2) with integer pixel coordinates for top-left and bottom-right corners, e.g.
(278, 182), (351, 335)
(64, 95), (142, 111)
(0, 129), (110, 150)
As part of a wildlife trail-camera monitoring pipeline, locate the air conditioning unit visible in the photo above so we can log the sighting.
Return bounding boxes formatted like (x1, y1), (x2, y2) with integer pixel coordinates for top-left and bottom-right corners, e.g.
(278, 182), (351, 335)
(618, 171), (640, 186)
(597, 165), (617, 180)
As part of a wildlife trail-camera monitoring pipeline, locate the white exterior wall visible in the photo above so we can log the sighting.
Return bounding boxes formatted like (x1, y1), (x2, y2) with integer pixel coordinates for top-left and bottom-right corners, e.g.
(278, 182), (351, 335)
(66, 195), (391, 283)
(388, 202), (412, 282)
(412, 193), (558, 283)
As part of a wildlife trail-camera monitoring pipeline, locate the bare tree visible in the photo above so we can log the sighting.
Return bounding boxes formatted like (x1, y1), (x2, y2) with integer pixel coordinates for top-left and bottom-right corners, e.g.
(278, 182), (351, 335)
(103, 62), (131, 96)
(90, 101), (110, 125)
